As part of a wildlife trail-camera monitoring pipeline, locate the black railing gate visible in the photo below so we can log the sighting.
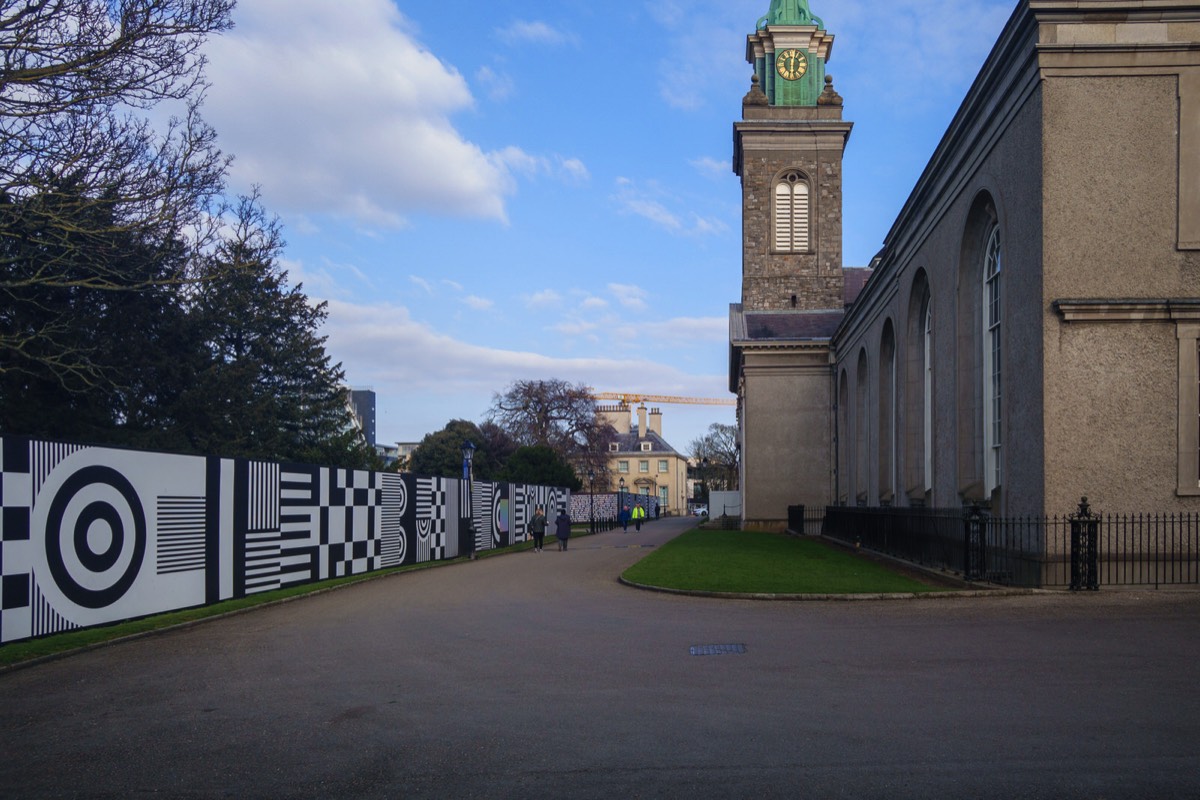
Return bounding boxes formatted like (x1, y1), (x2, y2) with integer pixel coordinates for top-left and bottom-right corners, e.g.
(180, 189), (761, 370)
(1070, 497), (1100, 591)
(964, 505), (987, 582)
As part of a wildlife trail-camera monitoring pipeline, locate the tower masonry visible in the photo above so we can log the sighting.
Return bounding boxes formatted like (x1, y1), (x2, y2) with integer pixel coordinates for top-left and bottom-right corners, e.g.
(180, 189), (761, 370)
(734, 0), (851, 313)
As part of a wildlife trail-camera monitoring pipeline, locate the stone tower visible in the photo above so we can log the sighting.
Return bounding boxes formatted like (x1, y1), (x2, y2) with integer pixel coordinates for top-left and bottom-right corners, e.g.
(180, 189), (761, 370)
(729, 1), (852, 527)
(735, 0), (851, 312)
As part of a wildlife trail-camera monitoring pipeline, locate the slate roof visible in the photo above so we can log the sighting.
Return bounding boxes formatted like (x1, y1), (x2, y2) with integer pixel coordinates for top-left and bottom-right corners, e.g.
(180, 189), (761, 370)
(609, 429), (682, 456)
(742, 310), (846, 341)
(844, 268), (872, 307)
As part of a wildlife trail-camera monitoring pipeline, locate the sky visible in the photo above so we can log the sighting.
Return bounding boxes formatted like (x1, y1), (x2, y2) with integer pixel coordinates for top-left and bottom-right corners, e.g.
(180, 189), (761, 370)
(197, 0), (1018, 453)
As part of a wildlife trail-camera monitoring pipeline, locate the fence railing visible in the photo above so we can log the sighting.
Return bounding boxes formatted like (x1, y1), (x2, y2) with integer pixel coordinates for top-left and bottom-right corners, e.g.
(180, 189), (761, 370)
(819, 499), (1200, 589)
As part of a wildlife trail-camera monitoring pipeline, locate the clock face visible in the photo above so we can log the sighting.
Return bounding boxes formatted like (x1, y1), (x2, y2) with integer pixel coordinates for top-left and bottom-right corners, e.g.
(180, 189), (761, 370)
(775, 49), (808, 81)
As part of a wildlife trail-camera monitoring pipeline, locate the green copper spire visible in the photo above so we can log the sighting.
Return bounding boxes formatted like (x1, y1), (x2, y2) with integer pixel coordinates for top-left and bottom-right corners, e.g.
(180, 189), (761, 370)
(757, 0), (824, 29)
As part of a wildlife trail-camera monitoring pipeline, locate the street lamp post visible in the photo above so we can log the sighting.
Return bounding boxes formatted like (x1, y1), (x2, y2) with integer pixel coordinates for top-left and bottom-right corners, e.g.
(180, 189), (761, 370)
(462, 440), (476, 560)
(587, 468), (595, 535)
(618, 476), (626, 531)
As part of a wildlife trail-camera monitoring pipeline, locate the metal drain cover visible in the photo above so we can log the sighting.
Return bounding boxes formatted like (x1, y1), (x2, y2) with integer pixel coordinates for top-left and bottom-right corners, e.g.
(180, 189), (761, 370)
(689, 644), (747, 656)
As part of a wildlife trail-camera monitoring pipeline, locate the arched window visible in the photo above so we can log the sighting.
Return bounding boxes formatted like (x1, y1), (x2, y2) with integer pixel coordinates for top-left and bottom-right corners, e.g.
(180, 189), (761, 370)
(878, 322), (896, 504)
(923, 301), (934, 494)
(774, 172), (810, 252)
(855, 348), (869, 504)
(982, 226), (1002, 494)
(838, 369), (849, 504)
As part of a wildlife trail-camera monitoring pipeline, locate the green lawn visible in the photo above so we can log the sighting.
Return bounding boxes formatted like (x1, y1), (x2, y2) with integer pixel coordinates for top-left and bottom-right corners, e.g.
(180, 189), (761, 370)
(622, 528), (953, 595)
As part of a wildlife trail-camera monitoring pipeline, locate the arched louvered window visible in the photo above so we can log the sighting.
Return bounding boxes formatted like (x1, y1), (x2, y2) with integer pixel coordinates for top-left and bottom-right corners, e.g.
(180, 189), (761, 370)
(774, 172), (810, 252)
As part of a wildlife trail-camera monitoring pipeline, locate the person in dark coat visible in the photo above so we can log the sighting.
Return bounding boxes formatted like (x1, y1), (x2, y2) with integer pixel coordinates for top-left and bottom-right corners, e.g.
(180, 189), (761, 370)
(529, 506), (547, 552)
(554, 509), (572, 551)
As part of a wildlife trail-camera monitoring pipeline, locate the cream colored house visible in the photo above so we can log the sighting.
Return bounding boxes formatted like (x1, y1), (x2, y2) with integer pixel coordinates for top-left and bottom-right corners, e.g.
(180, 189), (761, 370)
(596, 403), (690, 515)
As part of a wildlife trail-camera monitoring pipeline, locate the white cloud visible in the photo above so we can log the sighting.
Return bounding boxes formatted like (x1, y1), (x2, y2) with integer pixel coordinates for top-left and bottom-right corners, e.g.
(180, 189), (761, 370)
(526, 289), (563, 308)
(476, 65), (516, 102)
(552, 319), (599, 336)
(609, 283), (649, 311)
(442, 279), (464, 292)
(613, 179), (729, 237)
(409, 275), (434, 295)
(580, 296), (609, 310)
(492, 147), (591, 185)
(691, 156), (731, 179)
(321, 299), (705, 393)
(496, 20), (579, 47)
(204, 0), (514, 226)
(462, 295), (495, 311)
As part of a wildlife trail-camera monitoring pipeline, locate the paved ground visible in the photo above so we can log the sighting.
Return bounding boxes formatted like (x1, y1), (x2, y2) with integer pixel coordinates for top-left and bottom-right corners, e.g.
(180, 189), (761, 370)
(2, 517), (1198, 799)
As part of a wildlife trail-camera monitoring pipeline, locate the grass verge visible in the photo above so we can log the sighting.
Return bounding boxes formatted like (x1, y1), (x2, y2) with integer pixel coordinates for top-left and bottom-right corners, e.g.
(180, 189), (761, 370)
(622, 528), (954, 595)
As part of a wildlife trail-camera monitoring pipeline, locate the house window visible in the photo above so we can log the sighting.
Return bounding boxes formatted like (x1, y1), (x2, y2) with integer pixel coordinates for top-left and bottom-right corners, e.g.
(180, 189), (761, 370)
(982, 226), (1002, 494)
(774, 171), (810, 252)
(618, 461), (629, 474)
(659, 486), (669, 508)
(658, 460), (668, 473)
(639, 461), (649, 473)
(609, 443), (619, 452)
(640, 443), (652, 452)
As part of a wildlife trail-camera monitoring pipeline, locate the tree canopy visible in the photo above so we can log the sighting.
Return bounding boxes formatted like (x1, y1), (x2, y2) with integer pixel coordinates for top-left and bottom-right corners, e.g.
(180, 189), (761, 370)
(499, 445), (582, 491)
(0, 2), (375, 469)
(690, 423), (739, 493)
(486, 378), (613, 476)
(409, 420), (505, 482)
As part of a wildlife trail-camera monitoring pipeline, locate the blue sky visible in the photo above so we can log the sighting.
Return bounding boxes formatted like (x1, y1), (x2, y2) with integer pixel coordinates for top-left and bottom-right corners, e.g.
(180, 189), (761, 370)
(198, 0), (1017, 453)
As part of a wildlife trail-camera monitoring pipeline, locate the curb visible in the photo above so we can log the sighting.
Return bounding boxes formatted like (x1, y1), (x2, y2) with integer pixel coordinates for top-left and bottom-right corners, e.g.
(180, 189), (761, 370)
(617, 575), (1048, 601)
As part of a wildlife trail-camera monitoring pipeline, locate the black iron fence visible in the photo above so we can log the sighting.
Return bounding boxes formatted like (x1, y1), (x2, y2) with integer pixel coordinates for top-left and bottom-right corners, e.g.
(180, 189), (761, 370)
(787, 505), (826, 536)
(820, 499), (1200, 589)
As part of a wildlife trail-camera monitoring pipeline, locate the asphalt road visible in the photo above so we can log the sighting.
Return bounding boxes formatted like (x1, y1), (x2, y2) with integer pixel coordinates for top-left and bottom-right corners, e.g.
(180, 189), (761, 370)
(2, 517), (1198, 799)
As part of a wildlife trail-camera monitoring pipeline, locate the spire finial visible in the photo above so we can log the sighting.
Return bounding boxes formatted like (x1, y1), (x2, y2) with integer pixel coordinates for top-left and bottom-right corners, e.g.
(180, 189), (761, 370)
(817, 73), (842, 106)
(744, 73), (769, 106)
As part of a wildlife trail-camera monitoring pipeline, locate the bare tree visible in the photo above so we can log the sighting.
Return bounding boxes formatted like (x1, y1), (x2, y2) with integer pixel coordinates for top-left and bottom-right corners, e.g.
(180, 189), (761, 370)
(487, 379), (615, 474)
(690, 422), (739, 491)
(0, 0), (235, 388)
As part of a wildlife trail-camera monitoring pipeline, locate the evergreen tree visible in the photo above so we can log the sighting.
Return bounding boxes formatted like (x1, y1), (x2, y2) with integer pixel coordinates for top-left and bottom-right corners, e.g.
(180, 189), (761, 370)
(178, 196), (375, 468)
(500, 445), (582, 491)
(409, 420), (503, 481)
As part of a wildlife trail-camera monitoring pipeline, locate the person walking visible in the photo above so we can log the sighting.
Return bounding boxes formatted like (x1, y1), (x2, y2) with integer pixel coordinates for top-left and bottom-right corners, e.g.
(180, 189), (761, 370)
(619, 504), (630, 533)
(554, 508), (572, 551)
(529, 506), (547, 552)
(632, 503), (646, 532)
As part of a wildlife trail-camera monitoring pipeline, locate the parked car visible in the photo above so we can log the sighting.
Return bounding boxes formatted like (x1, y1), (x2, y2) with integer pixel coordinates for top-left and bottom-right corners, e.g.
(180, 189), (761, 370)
(692, 505), (708, 516)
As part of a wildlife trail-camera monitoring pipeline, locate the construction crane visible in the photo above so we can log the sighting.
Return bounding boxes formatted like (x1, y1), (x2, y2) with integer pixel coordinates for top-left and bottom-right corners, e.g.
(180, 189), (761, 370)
(591, 391), (736, 407)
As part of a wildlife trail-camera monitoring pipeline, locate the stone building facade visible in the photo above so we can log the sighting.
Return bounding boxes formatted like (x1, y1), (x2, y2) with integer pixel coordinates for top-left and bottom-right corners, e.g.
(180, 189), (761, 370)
(596, 403), (690, 515)
(731, 0), (1200, 526)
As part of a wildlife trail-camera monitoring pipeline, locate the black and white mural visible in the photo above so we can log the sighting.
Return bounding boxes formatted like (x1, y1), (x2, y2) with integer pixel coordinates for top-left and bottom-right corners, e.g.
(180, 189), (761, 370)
(0, 437), (569, 644)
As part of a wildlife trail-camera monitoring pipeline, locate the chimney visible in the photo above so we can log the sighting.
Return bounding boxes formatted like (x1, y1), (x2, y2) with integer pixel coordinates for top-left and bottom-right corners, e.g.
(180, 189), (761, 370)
(648, 407), (663, 437)
(598, 403), (631, 435)
(636, 404), (648, 439)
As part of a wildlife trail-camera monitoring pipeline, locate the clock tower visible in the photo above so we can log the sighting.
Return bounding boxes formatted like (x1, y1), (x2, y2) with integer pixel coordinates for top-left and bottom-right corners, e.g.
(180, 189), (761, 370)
(729, 1), (853, 527)
(735, 0), (850, 312)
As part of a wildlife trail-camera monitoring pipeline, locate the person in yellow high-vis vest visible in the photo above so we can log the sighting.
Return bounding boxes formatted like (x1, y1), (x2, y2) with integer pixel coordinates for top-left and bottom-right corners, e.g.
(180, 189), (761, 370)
(631, 503), (646, 532)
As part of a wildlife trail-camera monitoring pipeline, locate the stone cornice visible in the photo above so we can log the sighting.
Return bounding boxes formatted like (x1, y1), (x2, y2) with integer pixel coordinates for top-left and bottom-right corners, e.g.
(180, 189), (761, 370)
(1053, 298), (1200, 321)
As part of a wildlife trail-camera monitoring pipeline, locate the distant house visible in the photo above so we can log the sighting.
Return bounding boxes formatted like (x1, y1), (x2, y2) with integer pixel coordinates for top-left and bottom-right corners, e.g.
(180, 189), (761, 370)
(596, 403), (689, 515)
